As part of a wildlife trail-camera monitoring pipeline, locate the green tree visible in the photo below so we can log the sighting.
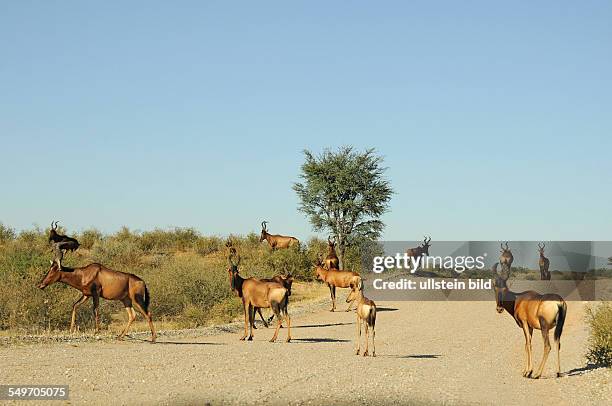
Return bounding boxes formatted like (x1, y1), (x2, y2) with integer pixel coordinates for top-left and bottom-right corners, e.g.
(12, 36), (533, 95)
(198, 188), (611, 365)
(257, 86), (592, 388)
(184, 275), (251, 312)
(293, 147), (393, 269)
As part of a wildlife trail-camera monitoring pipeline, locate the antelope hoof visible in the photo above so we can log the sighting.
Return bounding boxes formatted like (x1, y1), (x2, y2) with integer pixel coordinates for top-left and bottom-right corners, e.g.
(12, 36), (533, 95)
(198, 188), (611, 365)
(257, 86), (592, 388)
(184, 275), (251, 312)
(253, 325), (258, 330)
(557, 373), (563, 378)
(329, 308), (335, 312)
(239, 335), (246, 341)
(247, 335), (253, 341)
(285, 338), (291, 343)
(269, 338), (276, 343)
(372, 352), (376, 357)
(116, 335), (125, 341)
(363, 351), (369, 357)
(531, 373), (541, 379)
(355, 350), (360, 355)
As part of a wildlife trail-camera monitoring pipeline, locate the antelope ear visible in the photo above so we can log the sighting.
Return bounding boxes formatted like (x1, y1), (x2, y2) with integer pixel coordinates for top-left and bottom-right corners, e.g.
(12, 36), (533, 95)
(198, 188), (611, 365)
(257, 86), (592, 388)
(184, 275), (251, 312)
(49, 260), (54, 265)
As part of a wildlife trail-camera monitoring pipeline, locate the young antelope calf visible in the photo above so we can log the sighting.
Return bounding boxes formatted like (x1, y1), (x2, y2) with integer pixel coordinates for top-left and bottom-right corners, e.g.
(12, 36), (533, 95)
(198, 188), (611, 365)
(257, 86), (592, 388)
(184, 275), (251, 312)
(346, 281), (377, 357)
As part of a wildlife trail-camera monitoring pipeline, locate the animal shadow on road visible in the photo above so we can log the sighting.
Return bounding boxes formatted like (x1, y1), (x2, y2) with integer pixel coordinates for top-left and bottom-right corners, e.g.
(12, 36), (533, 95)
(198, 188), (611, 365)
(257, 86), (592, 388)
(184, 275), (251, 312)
(376, 307), (399, 312)
(291, 338), (350, 343)
(127, 336), (225, 346)
(382, 354), (441, 359)
(566, 364), (606, 377)
(293, 322), (353, 329)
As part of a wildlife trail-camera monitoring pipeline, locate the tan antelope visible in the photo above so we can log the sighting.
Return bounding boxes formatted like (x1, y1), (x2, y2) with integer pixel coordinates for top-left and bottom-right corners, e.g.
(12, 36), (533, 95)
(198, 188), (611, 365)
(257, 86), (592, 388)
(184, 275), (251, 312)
(259, 221), (299, 250)
(227, 262), (291, 342)
(499, 242), (514, 272)
(406, 236), (431, 272)
(314, 261), (361, 312)
(538, 243), (551, 280)
(346, 279), (376, 357)
(492, 263), (567, 378)
(257, 274), (294, 327)
(323, 236), (340, 270)
(38, 262), (156, 342)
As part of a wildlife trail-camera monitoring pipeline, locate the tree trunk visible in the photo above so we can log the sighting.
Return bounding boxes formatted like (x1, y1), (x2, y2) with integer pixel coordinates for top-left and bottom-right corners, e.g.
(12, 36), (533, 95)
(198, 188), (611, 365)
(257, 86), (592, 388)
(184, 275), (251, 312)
(338, 243), (346, 270)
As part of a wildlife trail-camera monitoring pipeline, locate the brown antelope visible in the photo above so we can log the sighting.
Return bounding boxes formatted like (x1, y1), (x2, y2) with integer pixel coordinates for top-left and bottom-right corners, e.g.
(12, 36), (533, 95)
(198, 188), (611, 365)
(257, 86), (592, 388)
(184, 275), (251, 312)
(346, 279), (376, 357)
(492, 263), (567, 378)
(323, 236), (340, 270)
(258, 274), (293, 326)
(259, 221), (299, 250)
(406, 236), (431, 272)
(538, 243), (551, 280)
(38, 262), (156, 343)
(314, 261), (361, 312)
(499, 242), (514, 272)
(48, 221), (80, 269)
(228, 264), (291, 342)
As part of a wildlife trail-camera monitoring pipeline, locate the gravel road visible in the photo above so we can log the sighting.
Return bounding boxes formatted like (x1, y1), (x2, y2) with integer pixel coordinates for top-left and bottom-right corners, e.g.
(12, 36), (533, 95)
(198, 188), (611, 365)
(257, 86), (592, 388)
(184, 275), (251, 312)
(1, 297), (610, 405)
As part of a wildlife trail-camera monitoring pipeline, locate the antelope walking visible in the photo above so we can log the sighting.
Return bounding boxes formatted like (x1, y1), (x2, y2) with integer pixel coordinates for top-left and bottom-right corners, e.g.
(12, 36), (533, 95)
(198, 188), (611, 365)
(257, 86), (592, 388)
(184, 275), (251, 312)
(228, 263), (291, 342)
(346, 280), (376, 357)
(323, 236), (339, 270)
(492, 263), (567, 378)
(48, 221), (80, 269)
(406, 236), (431, 272)
(314, 261), (361, 312)
(259, 221), (299, 250)
(499, 242), (514, 273)
(538, 243), (551, 280)
(38, 262), (156, 343)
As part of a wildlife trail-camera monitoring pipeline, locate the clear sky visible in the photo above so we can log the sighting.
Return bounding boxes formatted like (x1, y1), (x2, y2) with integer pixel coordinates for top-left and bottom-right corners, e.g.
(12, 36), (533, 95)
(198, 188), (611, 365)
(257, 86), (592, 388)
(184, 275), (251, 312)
(1, 1), (610, 240)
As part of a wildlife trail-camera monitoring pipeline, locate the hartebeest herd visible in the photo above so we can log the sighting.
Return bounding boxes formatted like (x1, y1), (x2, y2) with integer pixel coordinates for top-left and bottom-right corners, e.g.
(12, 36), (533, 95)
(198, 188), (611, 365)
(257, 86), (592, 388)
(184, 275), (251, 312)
(36, 222), (568, 376)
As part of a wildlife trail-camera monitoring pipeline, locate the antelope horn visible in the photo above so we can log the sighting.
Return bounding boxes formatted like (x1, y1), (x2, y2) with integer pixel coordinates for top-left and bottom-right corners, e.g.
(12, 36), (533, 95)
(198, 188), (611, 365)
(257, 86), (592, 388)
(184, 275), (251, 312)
(328, 235), (333, 244)
(262, 221), (268, 231)
(505, 242), (509, 250)
(54, 221), (59, 230)
(51, 221), (55, 230)
(427, 236), (432, 243)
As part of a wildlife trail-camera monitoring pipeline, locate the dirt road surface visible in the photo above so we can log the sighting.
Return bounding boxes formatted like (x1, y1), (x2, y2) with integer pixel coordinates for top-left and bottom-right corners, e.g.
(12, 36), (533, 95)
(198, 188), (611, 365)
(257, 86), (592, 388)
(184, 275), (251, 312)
(1, 299), (610, 405)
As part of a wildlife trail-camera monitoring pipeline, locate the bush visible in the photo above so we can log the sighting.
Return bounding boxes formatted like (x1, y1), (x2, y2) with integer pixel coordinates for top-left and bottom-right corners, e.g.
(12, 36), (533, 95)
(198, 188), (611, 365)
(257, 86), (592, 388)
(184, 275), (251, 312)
(586, 302), (612, 367)
(0, 223), (16, 243)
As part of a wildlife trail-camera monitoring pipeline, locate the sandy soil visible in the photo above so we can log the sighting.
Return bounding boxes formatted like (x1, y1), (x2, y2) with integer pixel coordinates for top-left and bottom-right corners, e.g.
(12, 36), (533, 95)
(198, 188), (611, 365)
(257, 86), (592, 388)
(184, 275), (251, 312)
(1, 297), (610, 405)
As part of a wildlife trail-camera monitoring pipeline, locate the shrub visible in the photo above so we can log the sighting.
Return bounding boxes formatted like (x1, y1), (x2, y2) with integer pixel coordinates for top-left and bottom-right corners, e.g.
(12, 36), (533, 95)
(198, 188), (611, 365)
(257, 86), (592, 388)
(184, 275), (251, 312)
(0, 223), (16, 243)
(586, 303), (612, 367)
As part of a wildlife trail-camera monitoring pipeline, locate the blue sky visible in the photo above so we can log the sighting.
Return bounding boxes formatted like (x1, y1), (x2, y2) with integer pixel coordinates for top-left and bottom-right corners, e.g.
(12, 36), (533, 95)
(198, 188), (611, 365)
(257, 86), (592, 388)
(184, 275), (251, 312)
(1, 1), (611, 240)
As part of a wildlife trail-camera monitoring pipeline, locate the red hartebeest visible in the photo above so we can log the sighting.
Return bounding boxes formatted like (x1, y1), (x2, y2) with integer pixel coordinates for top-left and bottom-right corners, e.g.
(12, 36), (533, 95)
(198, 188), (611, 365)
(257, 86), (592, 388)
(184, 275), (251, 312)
(346, 279), (377, 357)
(493, 263), (567, 378)
(538, 243), (551, 280)
(406, 236), (431, 272)
(228, 264), (291, 342)
(314, 261), (361, 312)
(323, 236), (340, 270)
(259, 221), (299, 250)
(38, 262), (156, 342)
(500, 242), (514, 272)
(48, 221), (80, 269)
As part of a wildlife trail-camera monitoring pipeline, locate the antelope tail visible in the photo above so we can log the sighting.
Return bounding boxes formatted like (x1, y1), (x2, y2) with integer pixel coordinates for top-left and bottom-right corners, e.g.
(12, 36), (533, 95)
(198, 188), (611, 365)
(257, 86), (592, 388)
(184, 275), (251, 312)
(554, 301), (567, 344)
(368, 307), (376, 328)
(143, 285), (151, 312)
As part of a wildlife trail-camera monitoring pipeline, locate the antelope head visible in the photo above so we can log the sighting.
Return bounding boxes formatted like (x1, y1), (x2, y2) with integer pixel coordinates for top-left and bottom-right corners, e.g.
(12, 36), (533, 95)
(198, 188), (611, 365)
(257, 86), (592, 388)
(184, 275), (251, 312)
(260, 221), (269, 242)
(500, 242), (512, 256)
(327, 236), (336, 250)
(48, 220), (59, 241)
(39, 261), (61, 289)
(538, 242), (546, 256)
(421, 236), (432, 255)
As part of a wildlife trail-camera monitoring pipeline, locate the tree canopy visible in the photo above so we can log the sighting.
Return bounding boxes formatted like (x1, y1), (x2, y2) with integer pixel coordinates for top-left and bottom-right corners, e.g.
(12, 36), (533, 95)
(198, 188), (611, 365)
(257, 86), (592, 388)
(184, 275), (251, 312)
(293, 146), (393, 268)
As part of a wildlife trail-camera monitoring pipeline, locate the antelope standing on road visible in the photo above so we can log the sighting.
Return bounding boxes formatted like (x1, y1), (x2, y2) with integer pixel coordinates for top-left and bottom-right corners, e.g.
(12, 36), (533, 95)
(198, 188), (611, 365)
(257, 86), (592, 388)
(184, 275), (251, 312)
(314, 260), (361, 312)
(259, 221), (299, 250)
(38, 262), (156, 343)
(347, 279), (376, 357)
(48, 221), (80, 269)
(538, 243), (551, 280)
(492, 263), (567, 378)
(228, 263), (291, 342)
(323, 236), (340, 270)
